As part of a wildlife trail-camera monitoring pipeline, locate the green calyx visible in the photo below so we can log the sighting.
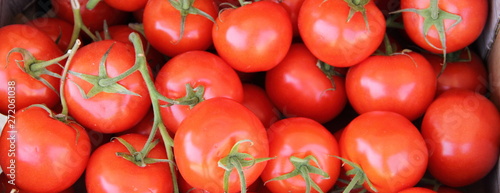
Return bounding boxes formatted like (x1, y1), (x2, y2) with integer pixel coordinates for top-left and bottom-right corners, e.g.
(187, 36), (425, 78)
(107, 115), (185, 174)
(114, 137), (173, 167)
(264, 155), (330, 193)
(316, 60), (342, 92)
(169, 0), (216, 44)
(331, 156), (377, 193)
(343, 0), (371, 31)
(218, 140), (274, 193)
(161, 84), (205, 109)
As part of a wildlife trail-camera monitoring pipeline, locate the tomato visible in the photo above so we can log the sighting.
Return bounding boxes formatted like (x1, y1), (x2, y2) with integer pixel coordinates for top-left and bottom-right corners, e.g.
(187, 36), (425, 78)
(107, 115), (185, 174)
(261, 117), (340, 193)
(298, 0), (385, 67)
(212, 1), (293, 72)
(64, 40), (151, 133)
(265, 0), (305, 37)
(422, 50), (488, 96)
(399, 0), (488, 54)
(241, 84), (281, 128)
(0, 105), (91, 193)
(155, 50), (243, 134)
(143, 0), (218, 57)
(118, 109), (166, 140)
(339, 111), (429, 192)
(345, 51), (437, 121)
(266, 43), (347, 123)
(104, 0), (148, 11)
(86, 133), (173, 192)
(421, 89), (500, 187)
(399, 187), (437, 193)
(174, 97), (269, 193)
(25, 17), (75, 51)
(0, 24), (63, 114)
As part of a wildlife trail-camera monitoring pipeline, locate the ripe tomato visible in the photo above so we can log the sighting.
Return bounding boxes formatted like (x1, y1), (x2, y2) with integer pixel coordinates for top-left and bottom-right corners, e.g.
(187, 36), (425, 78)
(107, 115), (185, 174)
(399, 187), (437, 193)
(0, 24), (63, 114)
(298, 0), (385, 67)
(421, 89), (500, 187)
(0, 105), (91, 193)
(64, 40), (151, 133)
(261, 117), (340, 193)
(399, 0), (488, 54)
(155, 50), (243, 134)
(266, 43), (347, 123)
(212, 1), (293, 72)
(86, 134), (173, 192)
(174, 97), (269, 193)
(241, 84), (281, 128)
(264, 0), (305, 37)
(345, 51), (437, 121)
(25, 17), (75, 51)
(104, 0), (148, 11)
(339, 111), (429, 192)
(143, 0), (218, 57)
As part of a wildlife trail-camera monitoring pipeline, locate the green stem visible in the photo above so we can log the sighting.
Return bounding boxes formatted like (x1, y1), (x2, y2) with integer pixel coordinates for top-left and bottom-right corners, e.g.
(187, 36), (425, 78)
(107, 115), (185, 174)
(86, 0), (101, 10)
(67, 0), (82, 51)
(430, 0), (439, 19)
(60, 40), (82, 117)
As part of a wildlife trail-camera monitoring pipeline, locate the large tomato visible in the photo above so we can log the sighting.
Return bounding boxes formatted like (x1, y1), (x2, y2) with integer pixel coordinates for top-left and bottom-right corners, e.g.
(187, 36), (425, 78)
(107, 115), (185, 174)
(212, 1), (293, 72)
(399, 0), (488, 54)
(0, 105), (91, 193)
(345, 51), (437, 121)
(261, 117), (340, 193)
(421, 89), (500, 187)
(298, 0), (386, 67)
(155, 50), (243, 134)
(174, 97), (269, 193)
(265, 43), (347, 123)
(0, 24), (63, 114)
(143, 0), (218, 57)
(64, 40), (151, 133)
(339, 111), (429, 192)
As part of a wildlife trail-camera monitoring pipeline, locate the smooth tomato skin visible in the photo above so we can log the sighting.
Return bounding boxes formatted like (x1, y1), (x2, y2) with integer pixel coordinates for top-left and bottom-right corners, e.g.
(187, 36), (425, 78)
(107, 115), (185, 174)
(0, 24), (63, 114)
(399, 187), (437, 193)
(212, 1), (293, 72)
(143, 0), (218, 57)
(241, 84), (281, 128)
(86, 134), (173, 193)
(421, 89), (500, 187)
(340, 111), (429, 193)
(104, 0), (148, 11)
(155, 51), (244, 134)
(298, 0), (385, 67)
(0, 106), (91, 193)
(345, 51), (437, 121)
(174, 98), (269, 193)
(264, 0), (305, 37)
(423, 51), (488, 96)
(261, 117), (340, 193)
(25, 17), (75, 51)
(64, 40), (151, 133)
(400, 0), (488, 54)
(266, 43), (347, 123)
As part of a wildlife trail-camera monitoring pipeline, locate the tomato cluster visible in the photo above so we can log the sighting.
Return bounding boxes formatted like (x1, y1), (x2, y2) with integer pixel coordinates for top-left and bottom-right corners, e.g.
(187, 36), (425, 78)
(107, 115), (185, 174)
(0, 0), (498, 193)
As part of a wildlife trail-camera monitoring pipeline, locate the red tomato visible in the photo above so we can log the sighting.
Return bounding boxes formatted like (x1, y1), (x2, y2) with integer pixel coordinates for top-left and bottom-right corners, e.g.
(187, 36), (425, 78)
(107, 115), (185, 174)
(265, 0), (305, 37)
(345, 51), (437, 121)
(118, 109), (166, 140)
(298, 0), (385, 67)
(339, 111), (429, 192)
(241, 84), (281, 128)
(143, 0), (218, 57)
(399, 187), (437, 193)
(0, 106), (91, 193)
(104, 0), (148, 11)
(25, 17), (75, 51)
(174, 97), (269, 193)
(421, 89), (500, 187)
(261, 117), (340, 193)
(422, 50), (488, 96)
(266, 43), (347, 123)
(0, 24), (63, 114)
(155, 50), (243, 134)
(64, 40), (151, 133)
(399, 0), (488, 54)
(86, 134), (173, 192)
(212, 1), (293, 72)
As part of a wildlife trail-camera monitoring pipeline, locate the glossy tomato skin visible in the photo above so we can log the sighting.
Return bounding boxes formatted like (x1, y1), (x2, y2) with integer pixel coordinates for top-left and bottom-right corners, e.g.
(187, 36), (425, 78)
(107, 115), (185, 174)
(266, 43), (347, 123)
(298, 0), (385, 67)
(143, 0), (218, 57)
(174, 97), (269, 193)
(241, 84), (281, 128)
(261, 117), (340, 193)
(340, 111), (429, 193)
(0, 106), (91, 193)
(64, 40), (151, 133)
(400, 0), (488, 54)
(212, 1), (293, 72)
(86, 134), (173, 192)
(346, 51), (437, 121)
(421, 89), (500, 187)
(264, 0), (305, 37)
(104, 0), (148, 11)
(25, 17), (75, 51)
(155, 51), (244, 134)
(0, 24), (63, 114)
(399, 187), (437, 193)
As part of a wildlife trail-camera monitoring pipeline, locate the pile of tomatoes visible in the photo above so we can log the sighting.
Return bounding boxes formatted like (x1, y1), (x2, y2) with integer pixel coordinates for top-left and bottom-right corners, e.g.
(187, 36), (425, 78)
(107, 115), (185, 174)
(0, 0), (499, 192)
